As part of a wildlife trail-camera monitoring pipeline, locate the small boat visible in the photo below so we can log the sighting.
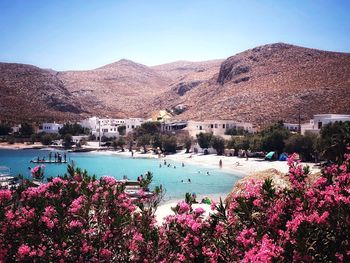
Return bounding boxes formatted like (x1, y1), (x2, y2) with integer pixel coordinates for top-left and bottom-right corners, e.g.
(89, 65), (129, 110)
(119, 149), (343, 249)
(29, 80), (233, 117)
(0, 166), (19, 189)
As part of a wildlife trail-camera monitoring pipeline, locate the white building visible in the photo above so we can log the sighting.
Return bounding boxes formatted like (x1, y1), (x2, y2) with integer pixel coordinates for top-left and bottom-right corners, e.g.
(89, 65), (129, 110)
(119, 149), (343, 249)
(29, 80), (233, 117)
(186, 120), (256, 138)
(125, 118), (145, 134)
(41, 122), (63, 134)
(160, 120), (187, 133)
(80, 117), (126, 139)
(283, 123), (299, 132)
(301, 114), (350, 135)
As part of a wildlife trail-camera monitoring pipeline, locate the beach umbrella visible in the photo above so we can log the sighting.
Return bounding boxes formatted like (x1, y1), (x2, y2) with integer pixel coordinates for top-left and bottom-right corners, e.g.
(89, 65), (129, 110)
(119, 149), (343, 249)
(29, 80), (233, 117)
(265, 151), (275, 160)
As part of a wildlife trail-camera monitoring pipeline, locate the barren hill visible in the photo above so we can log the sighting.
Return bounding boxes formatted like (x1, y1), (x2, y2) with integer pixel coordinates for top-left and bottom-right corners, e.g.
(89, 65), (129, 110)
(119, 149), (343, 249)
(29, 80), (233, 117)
(0, 63), (84, 123)
(0, 43), (349, 125)
(155, 43), (350, 124)
(57, 59), (171, 118)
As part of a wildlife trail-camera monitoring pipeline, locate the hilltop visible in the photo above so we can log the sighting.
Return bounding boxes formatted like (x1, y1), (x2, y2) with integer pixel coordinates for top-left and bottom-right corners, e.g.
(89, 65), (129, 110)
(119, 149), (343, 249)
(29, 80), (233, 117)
(0, 43), (349, 124)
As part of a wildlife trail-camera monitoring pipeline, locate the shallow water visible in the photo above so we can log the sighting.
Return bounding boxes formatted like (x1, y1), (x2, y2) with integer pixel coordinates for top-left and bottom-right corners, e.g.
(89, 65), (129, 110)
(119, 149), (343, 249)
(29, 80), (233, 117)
(0, 149), (240, 201)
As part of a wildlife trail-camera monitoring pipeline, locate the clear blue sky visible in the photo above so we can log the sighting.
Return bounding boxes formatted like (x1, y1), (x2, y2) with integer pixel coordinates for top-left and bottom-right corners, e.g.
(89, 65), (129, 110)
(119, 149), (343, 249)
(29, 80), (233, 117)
(0, 0), (349, 70)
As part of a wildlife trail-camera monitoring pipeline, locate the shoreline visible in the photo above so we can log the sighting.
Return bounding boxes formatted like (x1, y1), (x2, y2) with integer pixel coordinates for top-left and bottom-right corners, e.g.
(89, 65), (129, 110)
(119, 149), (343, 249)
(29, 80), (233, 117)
(0, 144), (321, 177)
(1, 145), (321, 224)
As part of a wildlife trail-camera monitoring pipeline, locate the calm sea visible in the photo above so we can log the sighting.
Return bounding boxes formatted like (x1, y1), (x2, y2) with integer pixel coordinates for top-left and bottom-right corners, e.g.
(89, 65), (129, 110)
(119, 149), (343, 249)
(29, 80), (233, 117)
(0, 149), (240, 201)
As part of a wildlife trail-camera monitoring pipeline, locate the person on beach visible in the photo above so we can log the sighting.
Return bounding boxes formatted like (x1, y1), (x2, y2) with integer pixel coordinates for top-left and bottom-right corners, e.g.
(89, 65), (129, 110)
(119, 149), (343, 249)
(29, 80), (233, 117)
(219, 159), (222, 168)
(131, 151), (134, 157)
(182, 162), (185, 167)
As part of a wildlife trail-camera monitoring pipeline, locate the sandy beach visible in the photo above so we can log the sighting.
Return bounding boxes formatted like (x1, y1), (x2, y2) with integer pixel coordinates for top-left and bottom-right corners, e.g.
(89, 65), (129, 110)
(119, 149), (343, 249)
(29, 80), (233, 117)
(109, 149), (320, 177)
(0, 142), (44, 150)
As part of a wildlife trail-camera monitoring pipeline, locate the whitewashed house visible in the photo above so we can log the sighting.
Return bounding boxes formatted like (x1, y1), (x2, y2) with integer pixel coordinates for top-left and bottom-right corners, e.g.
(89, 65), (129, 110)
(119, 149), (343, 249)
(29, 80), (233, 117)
(125, 118), (144, 134)
(41, 122), (63, 134)
(186, 120), (256, 138)
(283, 123), (299, 132)
(80, 117), (126, 139)
(301, 114), (350, 135)
(160, 120), (187, 133)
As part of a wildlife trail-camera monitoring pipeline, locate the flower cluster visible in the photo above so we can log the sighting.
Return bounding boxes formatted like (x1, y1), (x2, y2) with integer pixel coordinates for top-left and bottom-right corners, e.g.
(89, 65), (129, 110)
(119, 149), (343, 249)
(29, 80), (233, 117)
(1, 154), (349, 262)
(31, 165), (45, 180)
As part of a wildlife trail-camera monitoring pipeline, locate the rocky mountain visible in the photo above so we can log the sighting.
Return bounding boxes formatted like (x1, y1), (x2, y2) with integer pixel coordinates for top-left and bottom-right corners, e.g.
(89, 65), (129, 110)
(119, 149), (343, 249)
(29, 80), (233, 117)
(0, 43), (349, 125)
(0, 63), (85, 123)
(155, 43), (350, 125)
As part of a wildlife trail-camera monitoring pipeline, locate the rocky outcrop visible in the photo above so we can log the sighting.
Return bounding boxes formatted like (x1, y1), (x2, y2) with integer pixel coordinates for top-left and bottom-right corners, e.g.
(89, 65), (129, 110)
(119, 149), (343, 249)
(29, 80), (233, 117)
(173, 81), (202, 96)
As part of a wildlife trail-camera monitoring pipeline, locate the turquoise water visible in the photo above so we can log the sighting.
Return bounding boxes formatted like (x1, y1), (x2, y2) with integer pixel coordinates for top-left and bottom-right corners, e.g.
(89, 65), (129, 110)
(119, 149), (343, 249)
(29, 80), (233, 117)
(0, 149), (240, 201)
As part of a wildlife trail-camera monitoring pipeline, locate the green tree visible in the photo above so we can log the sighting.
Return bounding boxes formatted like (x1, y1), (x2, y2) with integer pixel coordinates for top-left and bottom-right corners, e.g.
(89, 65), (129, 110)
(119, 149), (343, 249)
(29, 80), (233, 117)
(0, 124), (12, 136)
(320, 121), (350, 163)
(225, 127), (246, 136)
(19, 123), (34, 137)
(118, 125), (126, 136)
(136, 121), (161, 137)
(162, 135), (177, 153)
(152, 134), (163, 151)
(115, 137), (126, 151)
(59, 123), (89, 136)
(184, 136), (192, 153)
(261, 122), (290, 153)
(248, 135), (263, 152)
(285, 133), (316, 161)
(196, 132), (213, 151)
(137, 134), (151, 153)
(125, 132), (134, 151)
(41, 134), (53, 146)
(211, 135), (225, 155)
(63, 134), (73, 149)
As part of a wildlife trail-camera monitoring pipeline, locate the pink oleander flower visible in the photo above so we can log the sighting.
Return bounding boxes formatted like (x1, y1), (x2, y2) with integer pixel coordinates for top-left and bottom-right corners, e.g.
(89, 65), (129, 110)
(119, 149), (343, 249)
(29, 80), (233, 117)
(69, 220), (83, 229)
(194, 207), (205, 215)
(178, 201), (190, 214)
(100, 248), (113, 259)
(17, 244), (31, 259)
(0, 189), (11, 203)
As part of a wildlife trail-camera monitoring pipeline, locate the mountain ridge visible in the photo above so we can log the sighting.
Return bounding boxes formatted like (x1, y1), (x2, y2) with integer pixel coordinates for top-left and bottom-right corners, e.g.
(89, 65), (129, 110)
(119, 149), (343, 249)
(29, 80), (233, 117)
(0, 42), (349, 124)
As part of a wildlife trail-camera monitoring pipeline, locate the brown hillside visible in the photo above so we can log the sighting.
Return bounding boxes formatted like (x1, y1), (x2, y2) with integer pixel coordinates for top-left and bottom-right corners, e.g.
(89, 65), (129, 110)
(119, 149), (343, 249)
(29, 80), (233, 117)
(159, 43), (350, 124)
(0, 43), (349, 124)
(0, 63), (84, 123)
(57, 59), (171, 118)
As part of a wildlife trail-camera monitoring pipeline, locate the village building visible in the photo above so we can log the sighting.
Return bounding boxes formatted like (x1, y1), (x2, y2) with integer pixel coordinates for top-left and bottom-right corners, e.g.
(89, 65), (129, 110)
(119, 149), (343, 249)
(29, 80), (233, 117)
(80, 117), (126, 139)
(125, 118), (145, 134)
(301, 114), (350, 135)
(40, 122), (63, 134)
(160, 120), (188, 133)
(283, 123), (300, 132)
(185, 120), (256, 138)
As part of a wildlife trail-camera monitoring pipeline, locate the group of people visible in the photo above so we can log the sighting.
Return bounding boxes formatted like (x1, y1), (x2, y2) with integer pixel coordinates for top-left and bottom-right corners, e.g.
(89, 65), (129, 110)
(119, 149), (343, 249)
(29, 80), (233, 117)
(51, 152), (66, 163)
(159, 160), (185, 169)
(34, 152), (66, 163)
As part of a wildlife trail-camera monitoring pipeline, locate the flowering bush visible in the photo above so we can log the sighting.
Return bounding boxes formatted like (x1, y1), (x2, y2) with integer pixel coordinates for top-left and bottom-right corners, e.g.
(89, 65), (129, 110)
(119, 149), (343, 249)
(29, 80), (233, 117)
(1, 154), (349, 262)
(31, 165), (45, 180)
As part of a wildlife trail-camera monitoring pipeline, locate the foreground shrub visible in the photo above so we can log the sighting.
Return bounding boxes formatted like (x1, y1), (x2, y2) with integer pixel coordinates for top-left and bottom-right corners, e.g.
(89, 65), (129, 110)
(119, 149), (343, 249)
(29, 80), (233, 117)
(0, 167), (160, 262)
(1, 154), (349, 262)
(157, 153), (350, 262)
